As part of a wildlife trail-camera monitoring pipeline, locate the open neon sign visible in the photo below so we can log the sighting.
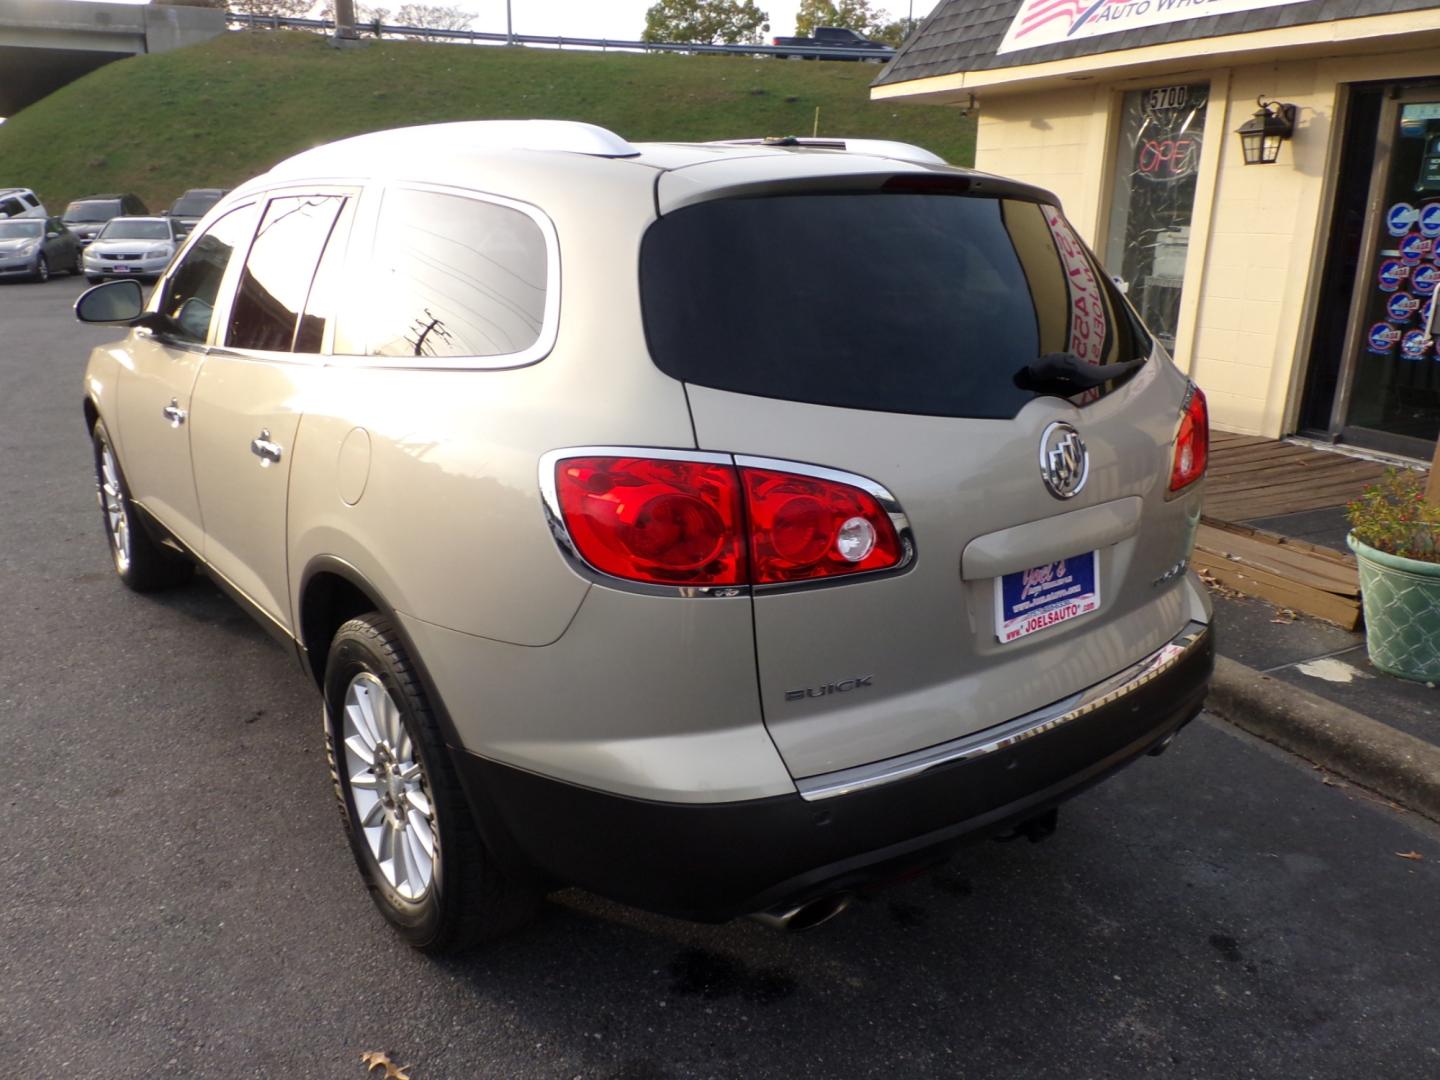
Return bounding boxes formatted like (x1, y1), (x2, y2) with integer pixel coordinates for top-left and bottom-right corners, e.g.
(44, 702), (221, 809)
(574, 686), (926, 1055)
(1137, 136), (1202, 181)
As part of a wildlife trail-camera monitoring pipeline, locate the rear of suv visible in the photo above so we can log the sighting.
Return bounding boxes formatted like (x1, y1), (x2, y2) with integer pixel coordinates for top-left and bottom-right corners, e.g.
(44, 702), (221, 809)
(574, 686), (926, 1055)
(74, 121), (1212, 952)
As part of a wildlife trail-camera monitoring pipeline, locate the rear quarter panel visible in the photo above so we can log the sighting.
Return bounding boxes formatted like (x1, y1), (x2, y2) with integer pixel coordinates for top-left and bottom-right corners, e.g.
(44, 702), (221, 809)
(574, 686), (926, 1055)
(285, 166), (696, 648)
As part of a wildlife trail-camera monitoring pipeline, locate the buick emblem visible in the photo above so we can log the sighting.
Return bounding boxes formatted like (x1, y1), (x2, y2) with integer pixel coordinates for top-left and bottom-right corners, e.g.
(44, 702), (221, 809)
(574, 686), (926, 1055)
(1039, 421), (1089, 499)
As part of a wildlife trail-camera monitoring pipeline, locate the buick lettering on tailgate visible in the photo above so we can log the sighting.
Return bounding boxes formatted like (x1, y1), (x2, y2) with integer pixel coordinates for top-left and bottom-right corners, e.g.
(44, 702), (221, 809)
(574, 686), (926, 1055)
(996, 552), (1101, 643)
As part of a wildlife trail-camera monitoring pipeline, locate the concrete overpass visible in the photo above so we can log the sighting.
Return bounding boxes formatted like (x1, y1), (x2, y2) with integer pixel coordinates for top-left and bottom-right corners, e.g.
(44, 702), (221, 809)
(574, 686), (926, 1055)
(0, 0), (224, 116)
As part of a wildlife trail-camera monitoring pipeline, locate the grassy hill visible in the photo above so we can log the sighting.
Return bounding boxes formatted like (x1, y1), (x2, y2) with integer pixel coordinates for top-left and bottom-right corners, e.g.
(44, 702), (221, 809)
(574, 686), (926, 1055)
(0, 30), (975, 212)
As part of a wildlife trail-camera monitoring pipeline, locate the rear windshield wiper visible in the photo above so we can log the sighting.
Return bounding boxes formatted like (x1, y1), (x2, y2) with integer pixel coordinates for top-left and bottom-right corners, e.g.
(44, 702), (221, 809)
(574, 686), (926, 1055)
(1014, 352), (1145, 396)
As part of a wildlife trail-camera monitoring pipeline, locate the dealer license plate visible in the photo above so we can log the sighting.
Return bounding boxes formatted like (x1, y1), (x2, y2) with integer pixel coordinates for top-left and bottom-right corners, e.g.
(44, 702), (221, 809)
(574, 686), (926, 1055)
(111, 265), (131, 273)
(995, 551), (1101, 643)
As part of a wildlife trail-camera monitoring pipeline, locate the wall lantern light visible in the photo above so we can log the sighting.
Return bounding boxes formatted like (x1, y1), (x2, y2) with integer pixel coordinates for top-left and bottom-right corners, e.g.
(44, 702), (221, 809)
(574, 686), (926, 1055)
(1236, 98), (1297, 165)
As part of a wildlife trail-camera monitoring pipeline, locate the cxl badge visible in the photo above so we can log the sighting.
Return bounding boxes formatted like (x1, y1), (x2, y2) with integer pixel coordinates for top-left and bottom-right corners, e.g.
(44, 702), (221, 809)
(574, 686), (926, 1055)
(1040, 421), (1090, 500)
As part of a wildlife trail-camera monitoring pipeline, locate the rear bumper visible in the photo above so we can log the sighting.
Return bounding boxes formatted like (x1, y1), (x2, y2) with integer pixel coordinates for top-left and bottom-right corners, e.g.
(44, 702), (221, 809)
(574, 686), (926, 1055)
(454, 621), (1213, 922)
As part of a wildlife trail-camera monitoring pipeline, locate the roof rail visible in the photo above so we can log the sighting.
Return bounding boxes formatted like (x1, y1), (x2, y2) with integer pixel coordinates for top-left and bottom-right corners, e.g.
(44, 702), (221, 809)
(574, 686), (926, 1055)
(270, 120), (640, 176)
(709, 137), (946, 167)
(435, 120), (640, 158)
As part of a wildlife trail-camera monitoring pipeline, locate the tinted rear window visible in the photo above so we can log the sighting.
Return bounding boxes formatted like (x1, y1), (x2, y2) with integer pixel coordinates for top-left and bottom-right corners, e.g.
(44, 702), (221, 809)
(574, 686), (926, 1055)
(64, 200), (120, 223)
(640, 193), (1149, 419)
(172, 193), (222, 216)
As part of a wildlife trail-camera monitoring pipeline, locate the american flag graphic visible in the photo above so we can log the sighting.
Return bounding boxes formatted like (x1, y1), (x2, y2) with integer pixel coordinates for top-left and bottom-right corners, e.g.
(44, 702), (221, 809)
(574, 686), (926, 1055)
(996, 0), (1313, 55)
(1016, 0), (1123, 40)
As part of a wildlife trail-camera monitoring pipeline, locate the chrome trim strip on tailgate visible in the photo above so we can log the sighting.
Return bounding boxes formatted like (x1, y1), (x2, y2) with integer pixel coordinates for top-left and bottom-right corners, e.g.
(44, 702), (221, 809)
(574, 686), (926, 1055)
(795, 621), (1209, 802)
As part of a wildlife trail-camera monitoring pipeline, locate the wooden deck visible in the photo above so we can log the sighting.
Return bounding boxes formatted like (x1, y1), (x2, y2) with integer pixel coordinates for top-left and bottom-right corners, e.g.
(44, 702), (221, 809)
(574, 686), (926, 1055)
(1204, 432), (1395, 522)
(1194, 431), (1409, 629)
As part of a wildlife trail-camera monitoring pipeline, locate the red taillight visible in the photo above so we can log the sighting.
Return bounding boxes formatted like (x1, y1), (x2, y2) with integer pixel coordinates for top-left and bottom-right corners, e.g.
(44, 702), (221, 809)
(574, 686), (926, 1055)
(551, 456), (904, 588)
(553, 457), (747, 586)
(742, 466), (902, 584)
(1169, 384), (1209, 493)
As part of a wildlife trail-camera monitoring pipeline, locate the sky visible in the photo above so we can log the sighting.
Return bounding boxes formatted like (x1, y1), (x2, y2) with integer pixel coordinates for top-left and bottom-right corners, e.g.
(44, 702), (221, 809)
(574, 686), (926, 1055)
(465, 1), (941, 41)
(71, 0), (940, 40)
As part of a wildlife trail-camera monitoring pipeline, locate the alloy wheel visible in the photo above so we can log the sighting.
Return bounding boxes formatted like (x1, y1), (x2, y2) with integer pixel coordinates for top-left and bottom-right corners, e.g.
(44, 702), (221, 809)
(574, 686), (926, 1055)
(341, 672), (437, 900)
(97, 441), (131, 574)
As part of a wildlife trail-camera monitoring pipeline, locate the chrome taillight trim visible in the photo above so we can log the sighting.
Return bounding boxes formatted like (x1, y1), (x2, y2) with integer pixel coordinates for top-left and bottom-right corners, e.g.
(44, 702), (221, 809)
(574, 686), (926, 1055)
(732, 454), (915, 594)
(538, 446), (745, 598)
(537, 446), (915, 598)
(794, 620), (1209, 802)
(1164, 380), (1206, 501)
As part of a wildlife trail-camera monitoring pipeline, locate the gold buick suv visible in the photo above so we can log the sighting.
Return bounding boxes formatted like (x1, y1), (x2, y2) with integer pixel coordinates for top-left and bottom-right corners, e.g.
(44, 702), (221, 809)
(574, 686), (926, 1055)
(75, 121), (1213, 952)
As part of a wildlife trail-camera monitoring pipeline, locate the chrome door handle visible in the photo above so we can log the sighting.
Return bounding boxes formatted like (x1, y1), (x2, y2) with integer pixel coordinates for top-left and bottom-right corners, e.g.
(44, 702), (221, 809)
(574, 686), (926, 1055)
(162, 399), (186, 427)
(250, 429), (282, 466)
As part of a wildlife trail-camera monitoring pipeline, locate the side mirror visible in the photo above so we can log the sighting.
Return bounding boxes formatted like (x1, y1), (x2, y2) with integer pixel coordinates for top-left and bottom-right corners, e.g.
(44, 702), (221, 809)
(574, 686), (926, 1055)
(75, 279), (145, 323)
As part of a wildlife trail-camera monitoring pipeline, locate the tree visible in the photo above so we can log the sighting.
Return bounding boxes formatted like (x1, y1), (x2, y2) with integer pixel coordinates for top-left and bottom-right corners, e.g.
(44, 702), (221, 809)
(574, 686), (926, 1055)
(793, 0), (900, 40)
(868, 17), (910, 46)
(235, 0), (314, 20)
(395, 3), (473, 39)
(641, 0), (770, 45)
(354, 4), (390, 34)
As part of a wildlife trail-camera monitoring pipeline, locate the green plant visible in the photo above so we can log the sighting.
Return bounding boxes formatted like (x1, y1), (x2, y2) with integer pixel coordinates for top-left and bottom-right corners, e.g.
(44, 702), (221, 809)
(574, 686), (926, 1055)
(1346, 468), (1440, 563)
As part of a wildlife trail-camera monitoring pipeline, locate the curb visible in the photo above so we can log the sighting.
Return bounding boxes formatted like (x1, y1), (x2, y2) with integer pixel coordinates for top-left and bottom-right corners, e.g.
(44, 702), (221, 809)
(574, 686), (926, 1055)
(1207, 655), (1440, 824)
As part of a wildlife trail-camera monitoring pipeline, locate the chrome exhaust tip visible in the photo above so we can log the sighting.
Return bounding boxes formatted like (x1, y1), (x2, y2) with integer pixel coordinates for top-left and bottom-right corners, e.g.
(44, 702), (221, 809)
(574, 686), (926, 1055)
(749, 893), (852, 932)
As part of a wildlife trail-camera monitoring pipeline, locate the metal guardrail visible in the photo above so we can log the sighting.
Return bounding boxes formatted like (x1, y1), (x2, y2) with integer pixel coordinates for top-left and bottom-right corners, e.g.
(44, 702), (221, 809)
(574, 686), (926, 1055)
(224, 12), (895, 62)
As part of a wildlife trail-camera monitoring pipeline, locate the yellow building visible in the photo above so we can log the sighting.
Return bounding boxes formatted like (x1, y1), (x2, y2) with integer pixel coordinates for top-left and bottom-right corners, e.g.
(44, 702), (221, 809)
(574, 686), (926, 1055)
(875, 0), (1440, 460)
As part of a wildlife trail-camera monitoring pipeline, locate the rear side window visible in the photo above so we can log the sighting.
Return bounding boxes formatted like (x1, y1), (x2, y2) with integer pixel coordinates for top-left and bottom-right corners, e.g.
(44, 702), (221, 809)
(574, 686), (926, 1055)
(338, 188), (548, 359)
(640, 193), (1150, 420)
(157, 205), (257, 343)
(227, 194), (345, 352)
(0, 197), (23, 218)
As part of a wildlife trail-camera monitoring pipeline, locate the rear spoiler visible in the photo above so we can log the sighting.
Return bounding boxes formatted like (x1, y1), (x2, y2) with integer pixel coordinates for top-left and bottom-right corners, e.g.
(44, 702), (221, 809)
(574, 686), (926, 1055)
(708, 136), (946, 168)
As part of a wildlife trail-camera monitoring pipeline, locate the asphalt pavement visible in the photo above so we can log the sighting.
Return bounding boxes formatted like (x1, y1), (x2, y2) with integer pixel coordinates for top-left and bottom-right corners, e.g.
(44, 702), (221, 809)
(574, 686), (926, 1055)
(3, 276), (1439, 1080)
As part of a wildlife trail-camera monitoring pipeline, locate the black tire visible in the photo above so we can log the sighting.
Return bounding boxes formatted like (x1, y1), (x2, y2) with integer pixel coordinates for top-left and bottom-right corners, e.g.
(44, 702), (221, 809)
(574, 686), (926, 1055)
(70, 252), (82, 276)
(90, 418), (193, 591)
(32, 255), (48, 283)
(324, 613), (537, 952)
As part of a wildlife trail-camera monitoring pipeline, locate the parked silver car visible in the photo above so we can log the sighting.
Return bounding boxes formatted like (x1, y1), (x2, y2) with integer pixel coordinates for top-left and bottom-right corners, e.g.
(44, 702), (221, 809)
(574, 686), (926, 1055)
(0, 216), (80, 281)
(74, 121), (1213, 952)
(82, 216), (181, 283)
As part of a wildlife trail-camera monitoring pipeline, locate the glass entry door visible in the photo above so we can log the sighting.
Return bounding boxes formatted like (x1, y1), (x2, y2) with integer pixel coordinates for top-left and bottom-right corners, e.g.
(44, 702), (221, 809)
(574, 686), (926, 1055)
(1332, 88), (1440, 458)
(1103, 83), (1209, 355)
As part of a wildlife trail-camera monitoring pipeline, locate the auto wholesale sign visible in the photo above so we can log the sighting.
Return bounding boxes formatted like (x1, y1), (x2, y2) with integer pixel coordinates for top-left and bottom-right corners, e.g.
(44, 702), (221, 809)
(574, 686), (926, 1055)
(996, 0), (1315, 55)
